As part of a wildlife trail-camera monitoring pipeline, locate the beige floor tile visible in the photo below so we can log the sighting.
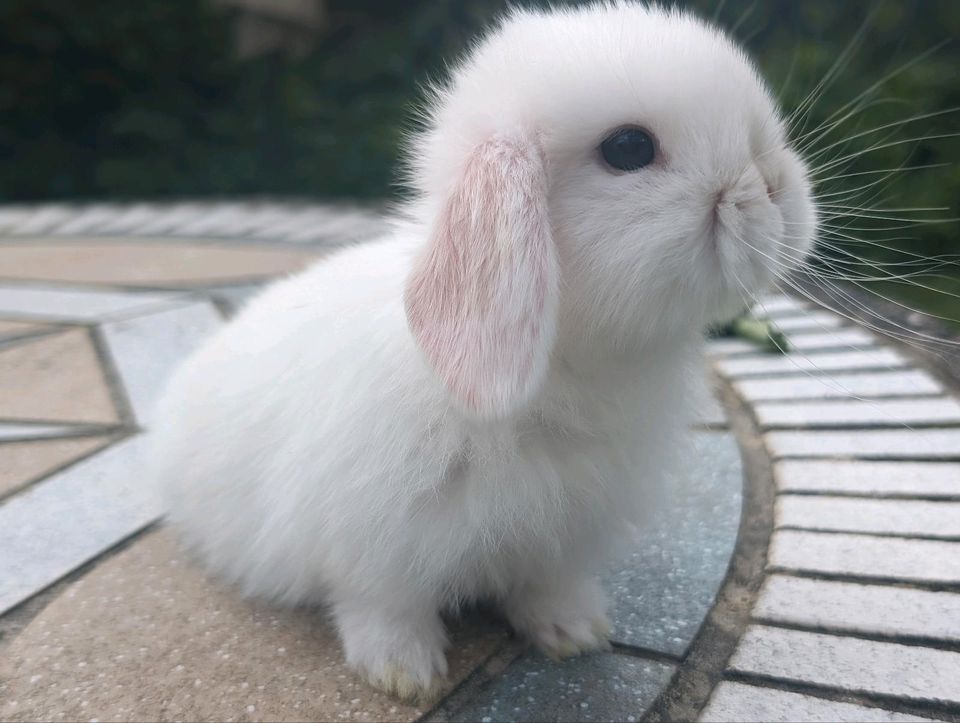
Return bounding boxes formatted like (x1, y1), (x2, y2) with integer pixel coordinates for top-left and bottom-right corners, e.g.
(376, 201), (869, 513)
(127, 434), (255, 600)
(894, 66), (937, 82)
(0, 240), (319, 287)
(0, 329), (120, 424)
(0, 320), (52, 341)
(0, 435), (115, 499)
(0, 529), (508, 723)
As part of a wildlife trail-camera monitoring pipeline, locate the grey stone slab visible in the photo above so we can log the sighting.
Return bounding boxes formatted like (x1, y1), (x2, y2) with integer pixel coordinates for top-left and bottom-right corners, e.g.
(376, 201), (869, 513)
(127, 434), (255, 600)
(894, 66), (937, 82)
(100, 301), (222, 425)
(754, 398), (960, 430)
(765, 429), (960, 460)
(451, 653), (674, 723)
(776, 496), (960, 538)
(0, 435), (157, 615)
(701, 681), (936, 722)
(716, 348), (907, 378)
(603, 431), (742, 656)
(51, 204), (121, 235)
(775, 460), (960, 497)
(706, 336), (759, 356)
(0, 285), (182, 321)
(0, 423), (83, 441)
(772, 311), (845, 333)
(751, 294), (811, 318)
(754, 575), (960, 642)
(4, 204), (72, 235)
(709, 329), (877, 359)
(735, 370), (944, 402)
(768, 529), (960, 584)
(728, 626), (960, 705)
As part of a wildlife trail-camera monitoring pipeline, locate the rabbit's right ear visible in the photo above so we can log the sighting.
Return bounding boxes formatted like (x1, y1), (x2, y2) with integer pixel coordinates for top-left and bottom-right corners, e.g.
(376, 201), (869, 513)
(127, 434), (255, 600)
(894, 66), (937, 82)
(404, 130), (558, 419)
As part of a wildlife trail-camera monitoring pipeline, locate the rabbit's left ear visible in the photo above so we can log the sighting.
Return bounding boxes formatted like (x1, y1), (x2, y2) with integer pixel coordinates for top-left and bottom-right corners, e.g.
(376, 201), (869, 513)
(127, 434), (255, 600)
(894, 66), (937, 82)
(405, 130), (558, 419)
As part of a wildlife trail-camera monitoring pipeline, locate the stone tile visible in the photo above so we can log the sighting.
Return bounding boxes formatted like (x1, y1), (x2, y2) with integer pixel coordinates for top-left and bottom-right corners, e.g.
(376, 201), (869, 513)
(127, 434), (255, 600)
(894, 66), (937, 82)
(92, 203), (162, 234)
(735, 370), (944, 402)
(0, 423), (87, 442)
(772, 311), (845, 333)
(768, 530), (960, 584)
(706, 336), (758, 356)
(0, 435), (155, 615)
(754, 575), (960, 643)
(100, 302), (222, 425)
(776, 496), (960, 538)
(49, 204), (121, 235)
(603, 431), (742, 656)
(0, 284), (180, 321)
(754, 398), (960, 429)
(451, 653), (674, 723)
(0, 329), (119, 424)
(4, 204), (72, 235)
(701, 681), (935, 722)
(751, 294), (811, 317)
(775, 460), (960, 497)
(0, 529), (508, 723)
(716, 348), (907, 378)
(0, 435), (115, 499)
(765, 429), (960, 460)
(0, 319), (52, 341)
(0, 241), (318, 287)
(131, 202), (210, 235)
(728, 626), (960, 705)
(779, 328), (877, 353)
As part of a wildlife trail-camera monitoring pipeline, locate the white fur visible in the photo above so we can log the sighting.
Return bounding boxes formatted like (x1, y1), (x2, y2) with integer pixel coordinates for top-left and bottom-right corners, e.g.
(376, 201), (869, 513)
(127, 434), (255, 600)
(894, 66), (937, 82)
(152, 2), (815, 700)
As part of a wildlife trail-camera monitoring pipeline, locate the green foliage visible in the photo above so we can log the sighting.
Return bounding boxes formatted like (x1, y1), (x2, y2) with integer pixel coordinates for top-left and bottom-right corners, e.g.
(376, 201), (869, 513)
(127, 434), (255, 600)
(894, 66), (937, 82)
(0, 0), (957, 321)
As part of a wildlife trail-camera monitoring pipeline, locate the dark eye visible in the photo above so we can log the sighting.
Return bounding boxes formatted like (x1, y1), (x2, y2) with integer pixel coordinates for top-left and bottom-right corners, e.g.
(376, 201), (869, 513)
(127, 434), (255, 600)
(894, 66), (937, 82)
(600, 128), (656, 172)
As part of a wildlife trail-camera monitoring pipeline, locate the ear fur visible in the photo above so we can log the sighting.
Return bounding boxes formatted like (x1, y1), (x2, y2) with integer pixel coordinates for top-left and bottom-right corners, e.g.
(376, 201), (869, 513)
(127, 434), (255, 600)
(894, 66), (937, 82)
(404, 130), (558, 419)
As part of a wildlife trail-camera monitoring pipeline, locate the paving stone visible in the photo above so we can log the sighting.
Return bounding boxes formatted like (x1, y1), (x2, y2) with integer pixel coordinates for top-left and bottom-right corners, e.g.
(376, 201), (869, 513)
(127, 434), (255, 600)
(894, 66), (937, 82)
(728, 626), (960, 705)
(0, 240), (318, 287)
(751, 295), (811, 317)
(0, 529), (507, 723)
(0, 435), (115, 499)
(50, 204), (121, 235)
(603, 431), (742, 656)
(0, 435), (155, 615)
(768, 529), (960, 584)
(765, 429), (960, 460)
(709, 329), (877, 358)
(769, 311), (845, 333)
(0, 284), (180, 321)
(716, 348), (907, 378)
(4, 204), (72, 235)
(100, 302), (222, 425)
(775, 460), (960, 497)
(735, 370), (944, 402)
(0, 319), (53, 341)
(700, 681), (936, 722)
(754, 575), (960, 642)
(754, 398), (960, 429)
(451, 652), (674, 723)
(0, 423), (88, 442)
(776, 496), (960, 538)
(0, 329), (120, 424)
(92, 203), (163, 234)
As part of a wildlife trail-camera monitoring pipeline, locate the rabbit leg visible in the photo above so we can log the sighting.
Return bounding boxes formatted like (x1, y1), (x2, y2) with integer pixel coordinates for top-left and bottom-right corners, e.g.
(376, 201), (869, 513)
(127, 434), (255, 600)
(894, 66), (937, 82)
(333, 597), (449, 703)
(503, 574), (611, 660)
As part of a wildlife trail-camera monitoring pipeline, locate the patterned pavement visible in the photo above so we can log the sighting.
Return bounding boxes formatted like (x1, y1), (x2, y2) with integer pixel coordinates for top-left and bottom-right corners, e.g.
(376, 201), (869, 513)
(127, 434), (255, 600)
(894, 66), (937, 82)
(0, 203), (958, 722)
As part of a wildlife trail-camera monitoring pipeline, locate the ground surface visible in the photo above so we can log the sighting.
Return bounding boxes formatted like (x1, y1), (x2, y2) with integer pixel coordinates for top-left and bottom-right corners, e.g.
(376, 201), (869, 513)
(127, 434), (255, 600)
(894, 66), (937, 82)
(0, 202), (958, 722)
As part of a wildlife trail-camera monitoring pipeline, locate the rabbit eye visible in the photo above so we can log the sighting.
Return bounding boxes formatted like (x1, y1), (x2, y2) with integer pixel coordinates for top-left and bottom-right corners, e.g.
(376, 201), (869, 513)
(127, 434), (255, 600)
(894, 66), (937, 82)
(600, 128), (655, 172)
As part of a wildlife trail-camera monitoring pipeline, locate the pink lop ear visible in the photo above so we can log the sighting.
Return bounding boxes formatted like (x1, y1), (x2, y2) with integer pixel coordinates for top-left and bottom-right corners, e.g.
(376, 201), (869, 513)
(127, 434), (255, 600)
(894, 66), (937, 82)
(405, 130), (558, 419)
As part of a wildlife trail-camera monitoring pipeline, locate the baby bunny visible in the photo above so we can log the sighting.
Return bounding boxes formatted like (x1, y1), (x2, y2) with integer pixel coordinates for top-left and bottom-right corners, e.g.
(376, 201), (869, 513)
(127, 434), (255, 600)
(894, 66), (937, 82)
(152, 2), (815, 702)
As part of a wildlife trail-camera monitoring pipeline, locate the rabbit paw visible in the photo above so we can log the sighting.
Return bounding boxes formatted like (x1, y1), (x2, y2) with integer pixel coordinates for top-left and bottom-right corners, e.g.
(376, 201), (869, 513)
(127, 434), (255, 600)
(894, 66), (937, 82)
(506, 577), (612, 660)
(336, 604), (449, 703)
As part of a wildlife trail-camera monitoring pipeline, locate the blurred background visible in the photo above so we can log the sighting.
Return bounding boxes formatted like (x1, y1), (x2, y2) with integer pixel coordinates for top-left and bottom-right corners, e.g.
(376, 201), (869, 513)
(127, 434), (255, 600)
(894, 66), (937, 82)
(1, 0), (957, 325)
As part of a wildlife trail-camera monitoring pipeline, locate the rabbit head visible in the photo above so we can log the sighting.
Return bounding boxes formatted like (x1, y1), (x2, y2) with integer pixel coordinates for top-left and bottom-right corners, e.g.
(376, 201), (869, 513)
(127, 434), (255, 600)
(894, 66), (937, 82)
(404, 3), (816, 418)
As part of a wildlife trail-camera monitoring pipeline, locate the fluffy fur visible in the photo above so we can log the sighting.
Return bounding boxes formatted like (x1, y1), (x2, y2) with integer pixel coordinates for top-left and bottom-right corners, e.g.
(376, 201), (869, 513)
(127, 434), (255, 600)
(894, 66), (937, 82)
(152, 2), (815, 701)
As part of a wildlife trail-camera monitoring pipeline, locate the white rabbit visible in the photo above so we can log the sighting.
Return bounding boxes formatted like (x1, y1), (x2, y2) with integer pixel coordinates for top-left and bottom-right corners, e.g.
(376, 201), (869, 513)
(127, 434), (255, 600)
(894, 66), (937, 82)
(152, 2), (815, 702)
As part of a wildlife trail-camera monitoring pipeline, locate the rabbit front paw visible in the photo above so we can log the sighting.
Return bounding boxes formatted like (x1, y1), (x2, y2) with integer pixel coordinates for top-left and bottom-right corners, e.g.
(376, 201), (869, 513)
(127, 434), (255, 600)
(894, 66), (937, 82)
(505, 576), (612, 660)
(335, 602), (449, 703)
